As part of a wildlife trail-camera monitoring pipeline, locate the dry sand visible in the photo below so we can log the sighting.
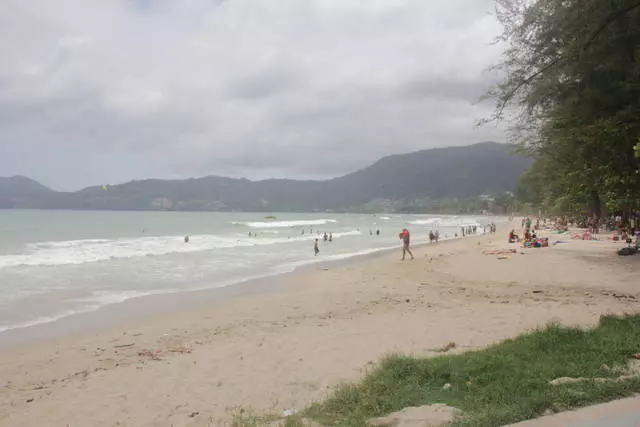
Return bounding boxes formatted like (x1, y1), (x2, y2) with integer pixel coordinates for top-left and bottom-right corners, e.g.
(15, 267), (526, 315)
(0, 224), (639, 426)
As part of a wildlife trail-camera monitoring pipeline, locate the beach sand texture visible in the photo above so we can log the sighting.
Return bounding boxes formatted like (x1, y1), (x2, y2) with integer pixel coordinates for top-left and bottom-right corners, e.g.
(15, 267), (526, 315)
(1, 224), (638, 426)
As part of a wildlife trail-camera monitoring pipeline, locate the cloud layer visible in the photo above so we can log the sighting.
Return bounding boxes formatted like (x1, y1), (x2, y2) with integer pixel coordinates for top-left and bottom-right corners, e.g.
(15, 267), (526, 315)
(0, 0), (504, 190)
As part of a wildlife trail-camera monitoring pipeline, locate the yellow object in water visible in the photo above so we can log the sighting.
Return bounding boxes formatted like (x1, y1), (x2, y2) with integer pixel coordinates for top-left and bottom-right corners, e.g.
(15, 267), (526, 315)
(264, 215), (276, 220)
(101, 185), (108, 191)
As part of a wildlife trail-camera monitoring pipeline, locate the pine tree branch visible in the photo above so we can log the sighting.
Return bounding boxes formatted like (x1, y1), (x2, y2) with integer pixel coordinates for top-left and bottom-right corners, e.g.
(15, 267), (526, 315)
(494, 1), (640, 118)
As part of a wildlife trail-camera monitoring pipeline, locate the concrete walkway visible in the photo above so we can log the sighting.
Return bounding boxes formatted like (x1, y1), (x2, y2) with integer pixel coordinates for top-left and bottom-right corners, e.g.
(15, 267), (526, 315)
(505, 396), (640, 427)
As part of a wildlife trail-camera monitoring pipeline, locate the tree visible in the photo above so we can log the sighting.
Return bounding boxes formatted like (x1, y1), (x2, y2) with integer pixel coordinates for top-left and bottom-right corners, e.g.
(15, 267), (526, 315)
(484, 0), (640, 218)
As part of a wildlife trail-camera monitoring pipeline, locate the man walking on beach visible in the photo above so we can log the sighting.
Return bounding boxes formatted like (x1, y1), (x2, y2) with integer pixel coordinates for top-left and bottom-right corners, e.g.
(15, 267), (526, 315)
(399, 228), (414, 261)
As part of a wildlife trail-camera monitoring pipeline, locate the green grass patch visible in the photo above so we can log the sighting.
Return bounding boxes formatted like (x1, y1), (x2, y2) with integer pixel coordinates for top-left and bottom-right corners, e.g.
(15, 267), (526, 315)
(305, 314), (640, 426)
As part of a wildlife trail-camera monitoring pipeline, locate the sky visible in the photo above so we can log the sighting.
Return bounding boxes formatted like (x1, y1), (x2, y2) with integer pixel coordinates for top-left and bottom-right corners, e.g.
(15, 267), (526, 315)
(0, 0), (505, 191)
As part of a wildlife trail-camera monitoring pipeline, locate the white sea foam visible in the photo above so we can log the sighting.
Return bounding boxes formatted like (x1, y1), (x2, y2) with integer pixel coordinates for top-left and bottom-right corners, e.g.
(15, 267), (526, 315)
(0, 236), (251, 270)
(73, 290), (170, 306)
(409, 217), (491, 228)
(0, 212), (504, 336)
(409, 218), (442, 225)
(0, 238), (378, 334)
(236, 219), (338, 228)
(0, 310), (83, 334)
(0, 230), (361, 270)
(0, 290), (168, 334)
(276, 245), (398, 272)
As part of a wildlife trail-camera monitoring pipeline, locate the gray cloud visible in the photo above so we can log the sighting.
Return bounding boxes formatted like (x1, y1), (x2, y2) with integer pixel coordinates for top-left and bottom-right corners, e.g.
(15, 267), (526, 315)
(0, 0), (505, 190)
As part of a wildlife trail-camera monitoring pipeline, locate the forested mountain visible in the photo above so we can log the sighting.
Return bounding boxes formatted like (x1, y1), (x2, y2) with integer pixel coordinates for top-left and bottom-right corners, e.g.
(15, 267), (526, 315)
(0, 176), (55, 209)
(1, 142), (531, 212)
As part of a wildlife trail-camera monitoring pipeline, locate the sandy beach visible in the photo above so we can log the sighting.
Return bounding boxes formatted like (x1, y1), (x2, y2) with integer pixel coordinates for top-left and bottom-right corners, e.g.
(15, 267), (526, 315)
(1, 224), (639, 427)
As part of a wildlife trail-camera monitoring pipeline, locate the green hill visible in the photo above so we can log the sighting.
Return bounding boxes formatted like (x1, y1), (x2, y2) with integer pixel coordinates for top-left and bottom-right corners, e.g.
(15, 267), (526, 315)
(0, 176), (55, 209)
(1, 142), (532, 212)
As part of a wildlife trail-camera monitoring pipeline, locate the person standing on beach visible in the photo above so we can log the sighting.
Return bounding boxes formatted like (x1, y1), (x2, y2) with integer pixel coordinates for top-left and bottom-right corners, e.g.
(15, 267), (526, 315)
(313, 239), (320, 256)
(399, 228), (414, 261)
(329, 232), (333, 242)
(434, 230), (440, 244)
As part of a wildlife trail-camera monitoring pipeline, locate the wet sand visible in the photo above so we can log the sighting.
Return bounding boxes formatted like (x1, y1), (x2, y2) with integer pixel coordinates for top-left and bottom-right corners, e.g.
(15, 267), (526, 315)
(1, 224), (638, 426)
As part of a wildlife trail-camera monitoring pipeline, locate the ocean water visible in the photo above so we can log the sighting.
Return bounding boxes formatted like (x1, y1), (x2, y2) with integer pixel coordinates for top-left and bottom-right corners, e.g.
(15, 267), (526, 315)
(0, 210), (496, 334)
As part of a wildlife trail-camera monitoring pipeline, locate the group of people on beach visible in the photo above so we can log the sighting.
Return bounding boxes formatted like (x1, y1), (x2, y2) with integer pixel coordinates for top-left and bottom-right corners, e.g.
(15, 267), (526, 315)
(399, 222), (498, 261)
(509, 216), (549, 247)
(460, 225), (476, 237)
(302, 227), (324, 236)
(313, 231), (334, 256)
(508, 228), (538, 243)
(554, 214), (640, 236)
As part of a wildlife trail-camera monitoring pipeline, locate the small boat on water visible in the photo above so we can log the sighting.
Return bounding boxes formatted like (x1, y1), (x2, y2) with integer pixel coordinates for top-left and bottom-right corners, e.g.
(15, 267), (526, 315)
(264, 215), (277, 220)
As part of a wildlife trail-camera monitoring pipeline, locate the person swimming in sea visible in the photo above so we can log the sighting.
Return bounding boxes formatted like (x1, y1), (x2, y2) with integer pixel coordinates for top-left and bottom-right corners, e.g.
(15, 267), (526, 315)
(184, 235), (190, 243)
(323, 232), (328, 242)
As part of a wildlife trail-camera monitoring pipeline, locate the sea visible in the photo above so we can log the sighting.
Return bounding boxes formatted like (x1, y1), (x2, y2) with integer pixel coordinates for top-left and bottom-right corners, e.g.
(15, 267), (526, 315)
(0, 210), (498, 335)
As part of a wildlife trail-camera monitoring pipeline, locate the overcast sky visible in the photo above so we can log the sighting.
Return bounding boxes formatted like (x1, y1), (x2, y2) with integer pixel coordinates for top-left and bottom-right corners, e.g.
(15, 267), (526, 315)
(1, 0), (505, 190)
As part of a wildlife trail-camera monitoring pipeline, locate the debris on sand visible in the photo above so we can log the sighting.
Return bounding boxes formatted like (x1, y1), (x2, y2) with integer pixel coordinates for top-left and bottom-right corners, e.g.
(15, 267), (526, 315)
(114, 343), (135, 349)
(431, 342), (457, 353)
(168, 347), (193, 354)
(138, 350), (163, 361)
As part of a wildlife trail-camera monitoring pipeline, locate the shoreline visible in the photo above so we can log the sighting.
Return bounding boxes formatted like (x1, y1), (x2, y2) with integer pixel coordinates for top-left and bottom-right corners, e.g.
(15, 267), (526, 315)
(2, 223), (637, 426)
(0, 231), (478, 347)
